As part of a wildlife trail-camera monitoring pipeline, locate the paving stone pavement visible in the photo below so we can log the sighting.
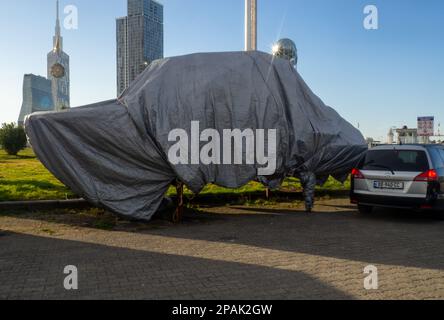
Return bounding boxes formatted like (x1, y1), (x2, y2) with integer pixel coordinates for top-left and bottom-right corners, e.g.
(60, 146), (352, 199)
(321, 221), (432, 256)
(1, 198), (444, 300)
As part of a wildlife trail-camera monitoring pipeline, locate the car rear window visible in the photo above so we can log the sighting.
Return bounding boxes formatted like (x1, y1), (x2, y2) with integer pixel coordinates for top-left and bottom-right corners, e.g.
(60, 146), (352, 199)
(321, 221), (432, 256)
(439, 149), (444, 164)
(360, 149), (430, 172)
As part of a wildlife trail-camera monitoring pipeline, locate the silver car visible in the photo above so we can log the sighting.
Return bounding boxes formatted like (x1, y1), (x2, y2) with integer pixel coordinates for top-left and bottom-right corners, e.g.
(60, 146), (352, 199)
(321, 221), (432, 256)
(351, 144), (444, 214)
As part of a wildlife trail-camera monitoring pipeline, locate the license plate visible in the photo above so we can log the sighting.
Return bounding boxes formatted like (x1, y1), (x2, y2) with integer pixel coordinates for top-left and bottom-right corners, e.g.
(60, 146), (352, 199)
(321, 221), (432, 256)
(373, 180), (404, 190)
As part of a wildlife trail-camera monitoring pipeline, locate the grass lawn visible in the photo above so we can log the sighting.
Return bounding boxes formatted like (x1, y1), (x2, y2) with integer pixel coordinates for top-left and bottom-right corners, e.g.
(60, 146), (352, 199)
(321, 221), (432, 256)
(0, 148), (75, 201)
(0, 148), (350, 202)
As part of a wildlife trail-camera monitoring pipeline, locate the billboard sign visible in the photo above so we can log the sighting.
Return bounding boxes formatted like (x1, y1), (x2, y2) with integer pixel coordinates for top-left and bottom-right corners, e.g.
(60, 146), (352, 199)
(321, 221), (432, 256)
(417, 116), (434, 137)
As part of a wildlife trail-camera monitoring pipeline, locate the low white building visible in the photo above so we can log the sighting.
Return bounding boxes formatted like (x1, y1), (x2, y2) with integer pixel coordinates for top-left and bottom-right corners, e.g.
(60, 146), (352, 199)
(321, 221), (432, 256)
(395, 126), (430, 144)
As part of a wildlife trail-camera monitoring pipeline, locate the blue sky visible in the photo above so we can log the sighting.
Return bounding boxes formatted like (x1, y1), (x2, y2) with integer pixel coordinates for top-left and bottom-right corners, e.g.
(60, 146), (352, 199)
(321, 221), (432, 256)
(1, 0), (443, 141)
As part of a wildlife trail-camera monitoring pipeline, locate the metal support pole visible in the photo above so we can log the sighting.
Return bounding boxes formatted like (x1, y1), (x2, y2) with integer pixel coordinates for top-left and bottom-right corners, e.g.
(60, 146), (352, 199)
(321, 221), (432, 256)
(173, 181), (184, 223)
(245, 0), (257, 51)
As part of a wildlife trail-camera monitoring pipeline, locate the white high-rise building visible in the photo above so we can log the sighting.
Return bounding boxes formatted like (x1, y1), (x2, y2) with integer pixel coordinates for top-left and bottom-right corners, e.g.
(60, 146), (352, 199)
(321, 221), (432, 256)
(245, 0), (257, 51)
(47, 0), (70, 111)
(18, 0), (70, 125)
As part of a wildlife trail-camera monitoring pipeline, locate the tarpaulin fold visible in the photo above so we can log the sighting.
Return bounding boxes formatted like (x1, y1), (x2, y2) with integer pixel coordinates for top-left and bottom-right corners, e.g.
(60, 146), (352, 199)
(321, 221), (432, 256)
(26, 51), (367, 221)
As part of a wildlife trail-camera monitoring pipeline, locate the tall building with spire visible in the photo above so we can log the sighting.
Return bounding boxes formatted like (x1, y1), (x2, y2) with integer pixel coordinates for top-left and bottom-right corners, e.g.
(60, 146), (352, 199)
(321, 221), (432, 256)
(47, 0), (70, 110)
(116, 0), (164, 96)
(18, 0), (70, 125)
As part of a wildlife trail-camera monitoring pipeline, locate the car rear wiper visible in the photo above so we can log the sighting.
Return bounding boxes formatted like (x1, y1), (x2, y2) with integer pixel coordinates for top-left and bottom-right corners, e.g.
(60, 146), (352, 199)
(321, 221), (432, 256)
(364, 161), (395, 175)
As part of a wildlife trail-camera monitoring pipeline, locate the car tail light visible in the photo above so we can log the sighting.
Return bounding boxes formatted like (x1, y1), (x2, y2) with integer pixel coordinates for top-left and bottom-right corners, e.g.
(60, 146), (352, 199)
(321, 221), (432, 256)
(414, 169), (438, 182)
(351, 168), (365, 179)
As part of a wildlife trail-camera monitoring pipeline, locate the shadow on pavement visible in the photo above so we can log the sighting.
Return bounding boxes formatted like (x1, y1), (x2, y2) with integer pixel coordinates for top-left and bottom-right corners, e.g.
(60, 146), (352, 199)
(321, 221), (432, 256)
(2, 203), (444, 273)
(0, 232), (353, 300)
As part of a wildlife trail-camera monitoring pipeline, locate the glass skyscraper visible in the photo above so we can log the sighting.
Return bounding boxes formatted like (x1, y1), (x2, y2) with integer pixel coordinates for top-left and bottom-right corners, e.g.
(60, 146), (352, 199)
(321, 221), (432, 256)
(117, 0), (164, 96)
(18, 75), (54, 126)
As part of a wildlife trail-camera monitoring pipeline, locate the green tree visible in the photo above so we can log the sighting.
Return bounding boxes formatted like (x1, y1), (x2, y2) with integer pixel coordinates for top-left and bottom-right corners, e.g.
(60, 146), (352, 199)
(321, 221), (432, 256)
(0, 123), (28, 156)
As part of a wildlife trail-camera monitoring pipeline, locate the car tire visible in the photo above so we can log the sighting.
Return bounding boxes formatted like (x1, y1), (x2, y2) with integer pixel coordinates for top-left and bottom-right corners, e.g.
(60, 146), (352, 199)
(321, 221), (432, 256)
(358, 204), (373, 214)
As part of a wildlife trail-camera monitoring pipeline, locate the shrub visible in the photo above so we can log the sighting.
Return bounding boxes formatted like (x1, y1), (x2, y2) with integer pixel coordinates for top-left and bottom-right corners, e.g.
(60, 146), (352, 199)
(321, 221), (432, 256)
(0, 123), (28, 156)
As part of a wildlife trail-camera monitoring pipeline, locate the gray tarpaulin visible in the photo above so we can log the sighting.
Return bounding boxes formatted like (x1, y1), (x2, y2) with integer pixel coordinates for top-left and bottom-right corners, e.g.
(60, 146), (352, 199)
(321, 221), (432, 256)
(25, 51), (367, 221)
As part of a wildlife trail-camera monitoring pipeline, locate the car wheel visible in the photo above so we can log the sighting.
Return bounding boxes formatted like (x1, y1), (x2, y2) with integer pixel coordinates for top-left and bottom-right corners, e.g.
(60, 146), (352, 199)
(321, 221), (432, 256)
(358, 204), (373, 214)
